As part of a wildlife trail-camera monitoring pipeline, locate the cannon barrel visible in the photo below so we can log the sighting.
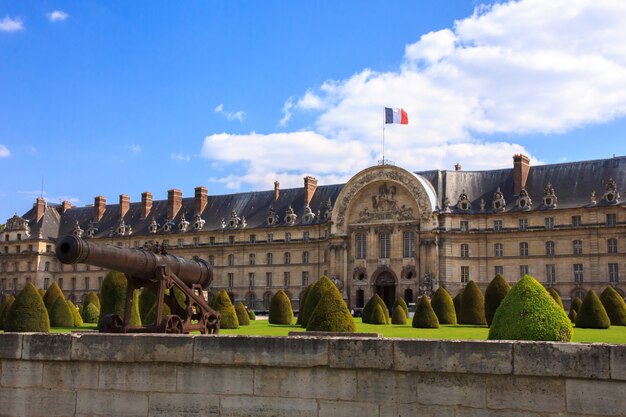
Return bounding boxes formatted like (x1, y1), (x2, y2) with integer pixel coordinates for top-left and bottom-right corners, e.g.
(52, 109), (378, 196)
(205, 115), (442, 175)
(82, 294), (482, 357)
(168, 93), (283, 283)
(56, 235), (212, 289)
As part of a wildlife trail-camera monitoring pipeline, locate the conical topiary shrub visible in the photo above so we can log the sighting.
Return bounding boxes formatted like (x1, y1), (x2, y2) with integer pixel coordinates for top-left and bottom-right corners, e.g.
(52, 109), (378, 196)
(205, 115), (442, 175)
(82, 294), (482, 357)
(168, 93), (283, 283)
(306, 281), (355, 332)
(362, 293), (389, 324)
(570, 297), (582, 314)
(431, 287), (457, 324)
(139, 287), (157, 324)
(459, 281), (486, 325)
(548, 288), (564, 310)
(269, 290), (294, 325)
(68, 300), (83, 327)
(38, 288), (46, 298)
(144, 302), (172, 325)
(213, 290), (238, 329)
(43, 282), (65, 312)
(600, 286), (626, 326)
(247, 309), (256, 320)
(568, 309), (577, 323)
(0, 295), (15, 330)
(453, 291), (463, 319)
(4, 283), (50, 332)
(301, 276), (334, 328)
(412, 295), (439, 329)
(82, 302), (100, 324)
(489, 275), (572, 341)
(296, 284), (312, 325)
(235, 301), (250, 326)
(393, 297), (409, 317)
(83, 291), (101, 311)
(575, 290), (610, 329)
(391, 304), (407, 324)
(370, 304), (387, 325)
(484, 274), (511, 326)
(98, 271), (141, 330)
(50, 297), (75, 327)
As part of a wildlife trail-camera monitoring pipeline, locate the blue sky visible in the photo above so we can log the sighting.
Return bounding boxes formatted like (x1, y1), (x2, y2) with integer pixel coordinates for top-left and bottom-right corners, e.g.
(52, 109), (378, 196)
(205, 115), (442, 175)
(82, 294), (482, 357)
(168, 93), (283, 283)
(1, 0), (625, 223)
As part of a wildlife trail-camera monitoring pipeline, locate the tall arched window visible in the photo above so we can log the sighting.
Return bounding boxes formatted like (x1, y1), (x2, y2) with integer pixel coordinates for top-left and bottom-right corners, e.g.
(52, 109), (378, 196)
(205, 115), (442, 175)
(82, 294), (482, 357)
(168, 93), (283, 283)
(403, 231), (415, 258)
(379, 231), (391, 259)
(355, 233), (366, 259)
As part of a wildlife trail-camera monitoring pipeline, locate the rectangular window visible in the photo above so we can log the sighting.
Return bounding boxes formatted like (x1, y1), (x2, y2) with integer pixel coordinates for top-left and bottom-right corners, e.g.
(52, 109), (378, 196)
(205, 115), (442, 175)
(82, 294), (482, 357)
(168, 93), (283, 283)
(46, 244), (51, 252)
(284, 252), (291, 265)
(85, 277), (90, 290)
(44, 278), (50, 290)
(609, 263), (619, 283)
(228, 254), (235, 266)
(572, 215), (582, 227)
(461, 266), (469, 283)
(302, 271), (309, 287)
(267, 233), (273, 243)
(162, 240), (169, 248)
(494, 243), (503, 257)
(228, 273), (234, 289)
(4, 246), (8, 254)
(403, 231), (415, 258)
(520, 265), (529, 277)
(28, 244), (33, 252)
(607, 213), (616, 226)
(546, 264), (556, 284)
(519, 218), (528, 231)
(460, 221), (469, 231)
(98, 276), (103, 288)
(608, 239), (618, 254)
(209, 236), (215, 245)
(303, 231), (310, 241)
(573, 240), (583, 255)
(58, 278), (64, 290)
(248, 272), (255, 289)
(355, 234), (366, 259)
(228, 236), (235, 245)
(302, 251), (309, 264)
(460, 244), (469, 258)
(266, 272), (272, 288)
(545, 217), (554, 229)
(520, 242), (529, 257)
(267, 253), (273, 265)
(15, 245), (20, 253)
(574, 264), (584, 283)
(379, 232), (391, 259)
(494, 266), (504, 276)
(284, 272), (290, 289)
(193, 237), (200, 247)
(546, 241), (555, 256)
(71, 277), (77, 291)
(44, 261), (50, 272)
(209, 255), (215, 266)
(249, 234), (256, 243)
(177, 239), (184, 248)
(494, 220), (503, 231)
(285, 233), (291, 242)
(249, 253), (256, 265)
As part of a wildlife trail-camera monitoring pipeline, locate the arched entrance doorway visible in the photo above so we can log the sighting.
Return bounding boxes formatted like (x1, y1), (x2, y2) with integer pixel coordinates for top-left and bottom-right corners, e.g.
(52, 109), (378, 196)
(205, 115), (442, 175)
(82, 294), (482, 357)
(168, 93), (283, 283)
(374, 269), (396, 309)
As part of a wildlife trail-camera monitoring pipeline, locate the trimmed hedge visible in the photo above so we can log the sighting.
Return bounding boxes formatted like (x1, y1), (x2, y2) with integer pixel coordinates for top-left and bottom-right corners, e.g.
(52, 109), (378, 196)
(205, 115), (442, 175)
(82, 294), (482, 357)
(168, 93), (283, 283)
(391, 303), (407, 324)
(412, 295), (439, 329)
(43, 282), (65, 312)
(0, 295), (15, 330)
(50, 297), (75, 327)
(269, 290), (294, 325)
(600, 286), (626, 326)
(83, 291), (101, 311)
(69, 300), (84, 327)
(459, 280), (486, 325)
(370, 304), (387, 325)
(144, 302), (171, 325)
(568, 309), (577, 323)
(38, 288), (46, 299)
(453, 291), (463, 319)
(98, 271), (141, 330)
(296, 284), (312, 325)
(484, 274), (510, 326)
(548, 288), (564, 310)
(306, 280), (355, 332)
(488, 275), (572, 342)
(4, 283), (50, 332)
(362, 293), (389, 324)
(213, 290), (239, 329)
(247, 309), (256, 320)
(431, 287), (457, 325)
(139, 287), (156, 324)
(575, 290), (610, 329)
(301, 276), (334, 328)
(393, 297), (409, 317)
(570, 297), (582, 314)
(235, 302), (251, 326)
(82, 302), (100, 324)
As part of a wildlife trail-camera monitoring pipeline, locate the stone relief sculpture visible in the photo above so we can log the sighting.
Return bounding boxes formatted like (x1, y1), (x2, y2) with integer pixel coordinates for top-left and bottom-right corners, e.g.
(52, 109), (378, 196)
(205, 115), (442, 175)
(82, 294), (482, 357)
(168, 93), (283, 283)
(356, 182), (416, 223)
(603, 178), (620, 203)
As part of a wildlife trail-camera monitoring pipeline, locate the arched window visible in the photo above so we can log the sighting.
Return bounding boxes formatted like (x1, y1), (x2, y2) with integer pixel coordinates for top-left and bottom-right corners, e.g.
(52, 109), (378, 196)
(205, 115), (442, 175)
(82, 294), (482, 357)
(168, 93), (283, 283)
(355, 233), (366, 259)
(573, 240), (583, 255)
(379, 231), (391, 259)
(246, 292), (256, 309)
(519, 242), (529, 257)
(460, 244), (469, 258)
(404, 288), (414, 304)
(263, 292), (272, 309)
(403, 231), (415, 258)
(545, 241), (555, 256)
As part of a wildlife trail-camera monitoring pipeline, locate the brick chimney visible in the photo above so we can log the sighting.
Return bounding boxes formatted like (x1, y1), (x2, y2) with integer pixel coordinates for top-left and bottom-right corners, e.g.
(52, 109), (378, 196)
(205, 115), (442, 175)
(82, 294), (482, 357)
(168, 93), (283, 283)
(513, 154), (530, 195)
(304, 176), (318, 206)
(61, 201), (71, 214)
(454, 163), (462, 171)
(194, 186), (208, 216)
(94, 196), (106, 221)
(141, 192), (153, 219)
(119, 194), (130, 219)
(35, 197), (45, 222)
(167, 189), (183, 219)
(274, 181), (280, 201)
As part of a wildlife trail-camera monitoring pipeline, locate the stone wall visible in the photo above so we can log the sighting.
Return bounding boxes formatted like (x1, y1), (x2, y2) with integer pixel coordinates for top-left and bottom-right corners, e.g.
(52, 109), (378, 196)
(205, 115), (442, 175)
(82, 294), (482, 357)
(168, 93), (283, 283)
(0, 333), (623, 416)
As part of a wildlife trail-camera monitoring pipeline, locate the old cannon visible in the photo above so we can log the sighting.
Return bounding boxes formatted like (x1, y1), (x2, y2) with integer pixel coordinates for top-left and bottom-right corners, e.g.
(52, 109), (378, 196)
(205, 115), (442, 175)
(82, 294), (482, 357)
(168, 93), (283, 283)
(56, 234), (220, 334)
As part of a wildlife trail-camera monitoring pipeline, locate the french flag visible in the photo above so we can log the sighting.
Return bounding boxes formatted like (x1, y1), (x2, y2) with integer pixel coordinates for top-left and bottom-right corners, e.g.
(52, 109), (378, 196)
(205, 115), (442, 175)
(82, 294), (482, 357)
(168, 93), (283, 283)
(385, 107), (408, 124)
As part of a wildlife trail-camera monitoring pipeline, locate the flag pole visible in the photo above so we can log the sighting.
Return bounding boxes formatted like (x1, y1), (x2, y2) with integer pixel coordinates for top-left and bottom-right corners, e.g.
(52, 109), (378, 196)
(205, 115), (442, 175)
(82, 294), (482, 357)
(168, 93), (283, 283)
(382, 107), (385, 165)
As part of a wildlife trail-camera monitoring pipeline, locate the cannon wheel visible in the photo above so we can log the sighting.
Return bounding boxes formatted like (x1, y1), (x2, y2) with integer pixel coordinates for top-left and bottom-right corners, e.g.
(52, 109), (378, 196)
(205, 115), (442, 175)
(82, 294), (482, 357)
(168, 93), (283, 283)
(101, 314), (124, 333)
(161, 315), (184, 334)
(204, 313), (220, 334)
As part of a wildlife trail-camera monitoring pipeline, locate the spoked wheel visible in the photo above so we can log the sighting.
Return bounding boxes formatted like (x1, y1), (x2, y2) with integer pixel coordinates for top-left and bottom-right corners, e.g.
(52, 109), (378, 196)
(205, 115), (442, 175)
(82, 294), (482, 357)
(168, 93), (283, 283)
(204, 313), (220, 335)
(161, 315), (184, 334)
(101, 314), (124, 333)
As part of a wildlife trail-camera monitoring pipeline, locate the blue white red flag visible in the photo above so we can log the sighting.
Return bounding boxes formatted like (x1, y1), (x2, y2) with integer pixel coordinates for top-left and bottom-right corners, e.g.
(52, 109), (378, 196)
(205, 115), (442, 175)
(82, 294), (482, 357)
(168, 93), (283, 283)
(384, 107), (408, 124)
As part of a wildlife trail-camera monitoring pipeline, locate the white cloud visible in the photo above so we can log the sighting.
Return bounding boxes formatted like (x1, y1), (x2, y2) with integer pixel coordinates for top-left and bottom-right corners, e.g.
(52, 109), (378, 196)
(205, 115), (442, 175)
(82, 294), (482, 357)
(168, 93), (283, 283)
(171, 153), (191, 162)
(201, 0), (626, 191)
(0, 17), (23, 32)
(0, 145), (10, 157)
(214, 103), (246, 123)
(125, 144), (142, 154)
(47, 11), (68, 22)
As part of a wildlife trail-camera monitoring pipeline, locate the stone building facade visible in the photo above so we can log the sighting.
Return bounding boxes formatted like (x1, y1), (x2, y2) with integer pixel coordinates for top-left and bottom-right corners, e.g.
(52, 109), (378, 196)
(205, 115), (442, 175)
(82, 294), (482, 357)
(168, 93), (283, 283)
(1, 155), (624, 310)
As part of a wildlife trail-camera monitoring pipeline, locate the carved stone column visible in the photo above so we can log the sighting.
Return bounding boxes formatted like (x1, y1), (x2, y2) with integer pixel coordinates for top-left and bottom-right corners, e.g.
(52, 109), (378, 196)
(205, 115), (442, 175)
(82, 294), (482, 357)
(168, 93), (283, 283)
(419, 234), (439, 296)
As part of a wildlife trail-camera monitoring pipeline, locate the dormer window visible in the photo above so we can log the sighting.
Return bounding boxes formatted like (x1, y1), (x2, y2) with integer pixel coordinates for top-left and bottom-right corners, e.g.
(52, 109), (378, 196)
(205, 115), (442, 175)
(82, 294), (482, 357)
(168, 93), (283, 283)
(73, 221), (83, 237)
(229, 210), (241, 228)
(323, 198), (333, 221)
(149, 218), (159, 234)
(603, 178), (620, 203)
(117, 219), (127, 236)
(193, 215), (205, 231)
(492, 187), (506, 211)
(303, 205), (315, 223)
(515, 189), (532, 211)
(284, 205), (297, 225)
(266, 206), (279, 225)
(542, 183), (557, 208)
(86, 221), (98, 238)
(178, 214), (190, 232)
(163, 218), (175, 232)
(457, 190), (471, 211)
